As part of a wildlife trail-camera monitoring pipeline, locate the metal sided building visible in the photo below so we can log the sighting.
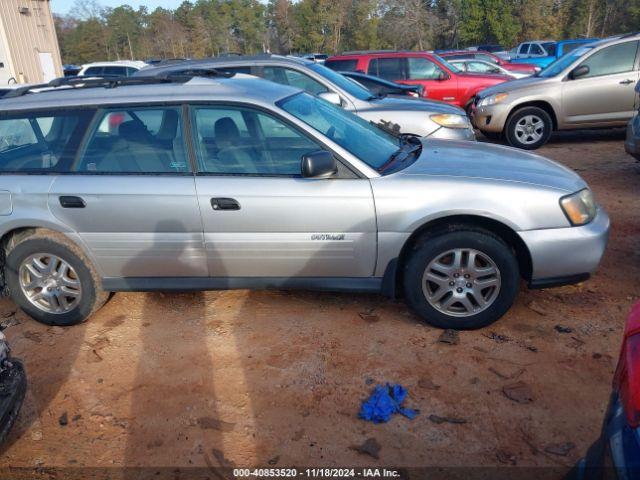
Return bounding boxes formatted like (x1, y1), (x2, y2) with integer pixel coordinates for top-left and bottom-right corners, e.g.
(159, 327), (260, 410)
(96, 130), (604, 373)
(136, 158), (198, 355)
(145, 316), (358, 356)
(0, 0), (62, 85)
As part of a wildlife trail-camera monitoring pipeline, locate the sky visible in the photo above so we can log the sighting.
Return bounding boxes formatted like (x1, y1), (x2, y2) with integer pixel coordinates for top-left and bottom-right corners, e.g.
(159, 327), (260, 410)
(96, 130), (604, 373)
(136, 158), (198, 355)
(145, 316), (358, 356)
(51, 0), (181, 15)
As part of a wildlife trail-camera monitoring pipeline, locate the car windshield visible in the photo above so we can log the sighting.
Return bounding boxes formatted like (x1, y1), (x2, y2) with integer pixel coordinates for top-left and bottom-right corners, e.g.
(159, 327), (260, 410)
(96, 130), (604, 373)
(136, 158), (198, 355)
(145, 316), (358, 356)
(434, 55), (462, 73)
(433, 55), (462, 73)
(309, 63), (375, 101)
(538, 46), (594, 77)
(278, 92), (401, 170)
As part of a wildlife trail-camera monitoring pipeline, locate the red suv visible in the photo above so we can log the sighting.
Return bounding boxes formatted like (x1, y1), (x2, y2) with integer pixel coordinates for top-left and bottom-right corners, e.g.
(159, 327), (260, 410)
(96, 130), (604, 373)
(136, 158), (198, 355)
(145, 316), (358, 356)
(438, 51), (539, 75)
(325, 51), (512, 110)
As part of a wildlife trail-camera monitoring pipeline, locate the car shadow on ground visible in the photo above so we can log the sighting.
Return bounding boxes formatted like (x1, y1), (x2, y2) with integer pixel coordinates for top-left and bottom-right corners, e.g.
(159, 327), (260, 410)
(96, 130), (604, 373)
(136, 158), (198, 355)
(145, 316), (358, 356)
(477, 128), (627, 147)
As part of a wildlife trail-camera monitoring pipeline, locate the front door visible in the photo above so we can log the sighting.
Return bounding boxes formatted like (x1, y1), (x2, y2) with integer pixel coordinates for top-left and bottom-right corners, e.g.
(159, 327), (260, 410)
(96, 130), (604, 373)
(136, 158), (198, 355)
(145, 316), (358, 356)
(189, 104), (377, 278)
(48, 105), (206, 280)
(562, 41), (640, 126)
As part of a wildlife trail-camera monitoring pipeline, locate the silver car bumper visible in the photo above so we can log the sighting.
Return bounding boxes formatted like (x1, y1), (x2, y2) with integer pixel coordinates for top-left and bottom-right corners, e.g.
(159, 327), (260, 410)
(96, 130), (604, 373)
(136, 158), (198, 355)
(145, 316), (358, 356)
(519, 208), (610, 284)
(428, 126), (476, 141)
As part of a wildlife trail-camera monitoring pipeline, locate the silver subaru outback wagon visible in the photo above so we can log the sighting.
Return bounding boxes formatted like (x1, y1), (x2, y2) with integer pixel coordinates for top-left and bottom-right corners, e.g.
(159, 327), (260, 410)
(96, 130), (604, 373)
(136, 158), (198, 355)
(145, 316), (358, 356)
(0, 74), (609, 330)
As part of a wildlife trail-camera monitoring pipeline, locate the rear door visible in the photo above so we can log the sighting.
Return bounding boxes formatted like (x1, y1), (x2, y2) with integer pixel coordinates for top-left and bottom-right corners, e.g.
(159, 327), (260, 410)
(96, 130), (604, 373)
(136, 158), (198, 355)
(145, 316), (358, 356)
(562, 41), (640, 126)
(0, 108), (93, 235)
(189, 103), (376, 278)
(48, 105), (206, 281)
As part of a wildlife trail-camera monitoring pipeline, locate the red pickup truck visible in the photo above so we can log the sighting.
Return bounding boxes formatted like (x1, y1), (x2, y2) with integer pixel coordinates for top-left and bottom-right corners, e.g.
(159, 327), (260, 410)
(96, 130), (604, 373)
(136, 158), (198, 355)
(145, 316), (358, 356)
(325, 51), (512, 110)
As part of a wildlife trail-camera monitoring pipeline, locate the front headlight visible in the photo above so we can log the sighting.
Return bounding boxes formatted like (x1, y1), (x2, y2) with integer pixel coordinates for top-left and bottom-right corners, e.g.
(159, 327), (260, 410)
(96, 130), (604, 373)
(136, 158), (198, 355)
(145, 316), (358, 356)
(478, 92), (508, 107)
(560, 188), (597, 226)
(430, 114), (470, 129)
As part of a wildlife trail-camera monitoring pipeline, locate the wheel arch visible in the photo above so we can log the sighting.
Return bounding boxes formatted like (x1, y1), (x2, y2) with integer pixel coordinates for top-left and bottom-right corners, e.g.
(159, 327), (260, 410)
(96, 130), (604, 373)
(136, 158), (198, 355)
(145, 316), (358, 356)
(507, 100), (558, 131)
(384, 214), (533, 298)
(0, 225), (102, 289)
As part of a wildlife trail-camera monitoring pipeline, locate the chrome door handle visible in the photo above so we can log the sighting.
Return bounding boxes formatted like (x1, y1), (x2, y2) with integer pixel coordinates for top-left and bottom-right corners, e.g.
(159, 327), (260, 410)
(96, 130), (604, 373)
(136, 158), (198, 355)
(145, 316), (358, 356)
(620, 79), (634, 85)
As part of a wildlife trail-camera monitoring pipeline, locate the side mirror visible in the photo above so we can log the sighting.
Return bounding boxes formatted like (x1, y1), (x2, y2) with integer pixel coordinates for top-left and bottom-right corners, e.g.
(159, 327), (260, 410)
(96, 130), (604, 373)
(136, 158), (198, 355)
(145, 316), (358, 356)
(301, 150), (337, 179)
(437, 71), (449, 81)
(569, 65), (589, 80)
(318, 91), (341, 106)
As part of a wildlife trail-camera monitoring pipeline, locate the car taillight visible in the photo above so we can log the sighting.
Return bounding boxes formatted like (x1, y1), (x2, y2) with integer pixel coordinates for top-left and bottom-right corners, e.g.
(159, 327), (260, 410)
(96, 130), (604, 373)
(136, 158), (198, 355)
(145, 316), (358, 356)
(615, 302), (640, 427)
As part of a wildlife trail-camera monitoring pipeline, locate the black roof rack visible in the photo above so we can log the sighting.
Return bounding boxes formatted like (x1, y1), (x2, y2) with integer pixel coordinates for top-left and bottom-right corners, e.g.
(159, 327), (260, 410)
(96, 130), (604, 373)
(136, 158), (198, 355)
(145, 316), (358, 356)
(154, 68), (235, 81)
(3, 69), (235, 99)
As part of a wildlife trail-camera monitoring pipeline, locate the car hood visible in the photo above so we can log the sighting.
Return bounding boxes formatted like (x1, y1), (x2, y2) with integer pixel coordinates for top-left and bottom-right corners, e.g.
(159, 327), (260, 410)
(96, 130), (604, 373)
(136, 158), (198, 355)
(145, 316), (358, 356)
(398, 138), (585, 192)
(364, 96), (465, 115)
(477, 75), (553, 97)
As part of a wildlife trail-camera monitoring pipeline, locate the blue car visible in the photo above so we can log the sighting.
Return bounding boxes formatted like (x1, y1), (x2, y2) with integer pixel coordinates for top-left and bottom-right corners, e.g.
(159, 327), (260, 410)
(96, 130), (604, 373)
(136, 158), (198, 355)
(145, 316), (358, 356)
(510, 39), (598, 68)
(570, 302), (640, 479)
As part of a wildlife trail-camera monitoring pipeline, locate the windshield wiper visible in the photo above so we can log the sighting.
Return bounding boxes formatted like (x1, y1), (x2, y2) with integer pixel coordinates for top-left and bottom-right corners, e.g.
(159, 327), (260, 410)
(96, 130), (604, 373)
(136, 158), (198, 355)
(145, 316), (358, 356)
(378, 142), (422, 173)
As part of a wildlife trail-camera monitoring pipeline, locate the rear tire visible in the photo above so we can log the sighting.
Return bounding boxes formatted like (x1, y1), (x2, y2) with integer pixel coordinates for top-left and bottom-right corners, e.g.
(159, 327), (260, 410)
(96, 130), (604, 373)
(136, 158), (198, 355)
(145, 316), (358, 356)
(4, 231), (107, 326)
(403, 229), (519, 330)
(505, 106), (552, 150)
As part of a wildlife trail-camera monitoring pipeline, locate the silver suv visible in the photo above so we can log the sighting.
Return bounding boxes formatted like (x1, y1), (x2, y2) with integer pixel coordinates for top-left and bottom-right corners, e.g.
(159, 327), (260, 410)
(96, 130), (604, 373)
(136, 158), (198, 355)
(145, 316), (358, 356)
(136, 55), (476, 141)
(473, 34), (640, 149)
(0, 74), (609, 330)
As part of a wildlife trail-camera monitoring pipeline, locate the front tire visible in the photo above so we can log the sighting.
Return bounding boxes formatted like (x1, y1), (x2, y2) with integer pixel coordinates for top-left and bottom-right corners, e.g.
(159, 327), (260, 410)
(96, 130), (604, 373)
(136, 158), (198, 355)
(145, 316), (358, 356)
(5, 232), (107, 326)
(505, 106), (552, 150)
(403, 229), (519, 330)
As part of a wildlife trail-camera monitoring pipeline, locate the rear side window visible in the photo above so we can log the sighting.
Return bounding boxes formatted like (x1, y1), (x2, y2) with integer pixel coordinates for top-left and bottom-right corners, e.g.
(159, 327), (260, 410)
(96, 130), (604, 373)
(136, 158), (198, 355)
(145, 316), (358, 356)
(77, 106), (189, 174)
(368, 58), (405, 80)
(0, 110), (92, 173)
(324, 59), (358, 72)
(518, 44), (530, 54)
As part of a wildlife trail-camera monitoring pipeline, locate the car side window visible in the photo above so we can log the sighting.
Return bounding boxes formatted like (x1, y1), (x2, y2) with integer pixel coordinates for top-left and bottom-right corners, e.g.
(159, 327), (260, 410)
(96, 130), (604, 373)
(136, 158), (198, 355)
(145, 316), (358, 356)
(192, 106), (323, 176)
(578, 41), (639, 78)
(519, 44), (530, 55)
(530, 44), (544, 55)
(103, 66), (126, 77)
(368, 58), (406, 80)
(0, 110), (92, 172)
(407, 57), (443, 80)
(262, 67), (327, 95)
(467, 61), (491, 73)
(77, 106), (189, 174)
(83, 66), (103, 76)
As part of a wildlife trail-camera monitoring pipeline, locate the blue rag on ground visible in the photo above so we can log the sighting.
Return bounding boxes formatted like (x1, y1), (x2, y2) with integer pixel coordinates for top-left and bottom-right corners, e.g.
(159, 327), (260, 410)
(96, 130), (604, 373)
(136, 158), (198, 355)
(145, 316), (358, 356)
(358, 383), (418, 423)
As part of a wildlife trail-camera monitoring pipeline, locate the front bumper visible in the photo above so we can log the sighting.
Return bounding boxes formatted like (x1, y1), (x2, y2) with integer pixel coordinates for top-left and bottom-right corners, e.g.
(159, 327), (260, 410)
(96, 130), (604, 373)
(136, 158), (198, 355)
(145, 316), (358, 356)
(624, 116), (640, 160)
(572, 392), (640, 480)
(428, 125), (476, 141)
(470, 101), (511, 133)
(519, 207), (610, 282)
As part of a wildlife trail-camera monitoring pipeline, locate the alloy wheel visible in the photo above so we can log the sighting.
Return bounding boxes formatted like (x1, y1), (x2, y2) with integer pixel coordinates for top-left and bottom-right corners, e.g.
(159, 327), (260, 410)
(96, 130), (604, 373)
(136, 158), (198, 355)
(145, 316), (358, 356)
(514, 114), (545, 145)
(422, 248), (501, 317)
(18, 253), (82, 314)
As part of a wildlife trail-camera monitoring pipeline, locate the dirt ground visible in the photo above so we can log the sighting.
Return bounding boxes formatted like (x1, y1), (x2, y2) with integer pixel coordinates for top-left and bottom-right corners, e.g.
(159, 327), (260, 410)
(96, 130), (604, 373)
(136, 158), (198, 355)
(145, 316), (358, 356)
(0, 129), (638, 478)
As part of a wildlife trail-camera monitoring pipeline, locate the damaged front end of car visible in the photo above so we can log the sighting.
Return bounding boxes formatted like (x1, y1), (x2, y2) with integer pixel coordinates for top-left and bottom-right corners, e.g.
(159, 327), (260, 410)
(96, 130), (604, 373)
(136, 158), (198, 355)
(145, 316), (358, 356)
(0, 330), (26, 444)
